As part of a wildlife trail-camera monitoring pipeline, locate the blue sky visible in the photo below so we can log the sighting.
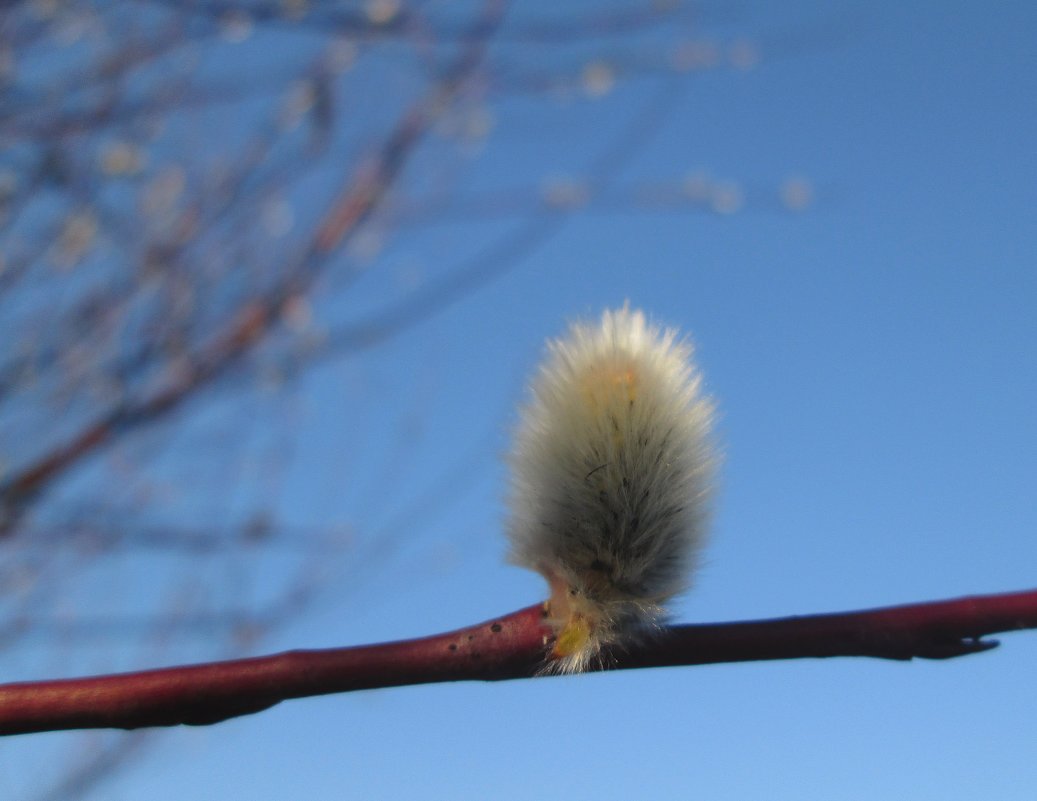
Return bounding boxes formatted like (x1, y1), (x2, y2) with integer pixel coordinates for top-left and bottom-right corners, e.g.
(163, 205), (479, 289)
(4, 2), (1037, 799)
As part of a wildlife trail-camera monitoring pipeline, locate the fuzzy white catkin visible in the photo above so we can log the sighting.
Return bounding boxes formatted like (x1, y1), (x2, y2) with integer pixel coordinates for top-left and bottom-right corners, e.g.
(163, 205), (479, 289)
(507, 305), (715, 673)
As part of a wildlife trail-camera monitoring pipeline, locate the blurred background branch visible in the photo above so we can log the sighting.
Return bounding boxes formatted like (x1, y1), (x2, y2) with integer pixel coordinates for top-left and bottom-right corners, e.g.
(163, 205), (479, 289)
(0, 1), (817, 797)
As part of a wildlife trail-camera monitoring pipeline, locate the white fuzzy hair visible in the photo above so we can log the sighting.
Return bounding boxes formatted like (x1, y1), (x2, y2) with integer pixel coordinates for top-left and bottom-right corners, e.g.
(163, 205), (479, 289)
(507, 305), (716, 673)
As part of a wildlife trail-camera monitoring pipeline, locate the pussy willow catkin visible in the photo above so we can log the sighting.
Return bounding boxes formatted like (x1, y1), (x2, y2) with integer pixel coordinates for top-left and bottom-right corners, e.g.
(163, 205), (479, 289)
(507, 306), (716, 673)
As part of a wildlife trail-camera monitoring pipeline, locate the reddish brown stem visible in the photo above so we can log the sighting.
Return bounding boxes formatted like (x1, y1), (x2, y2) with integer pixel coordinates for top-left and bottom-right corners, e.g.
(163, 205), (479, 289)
(1, 588), (1034, 737)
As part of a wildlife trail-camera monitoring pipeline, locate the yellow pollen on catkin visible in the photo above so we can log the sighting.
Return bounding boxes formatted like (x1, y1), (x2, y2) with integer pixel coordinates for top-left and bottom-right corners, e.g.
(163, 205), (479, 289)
(551, 614), (592, 659)
(581, 364), (638, 405)
(580, 363), (638, 448)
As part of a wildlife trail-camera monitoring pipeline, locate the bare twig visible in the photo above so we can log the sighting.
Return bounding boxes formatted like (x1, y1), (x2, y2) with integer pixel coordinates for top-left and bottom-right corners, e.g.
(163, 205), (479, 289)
(1, 588), (1034, 737)
(0, 0), (511, 530)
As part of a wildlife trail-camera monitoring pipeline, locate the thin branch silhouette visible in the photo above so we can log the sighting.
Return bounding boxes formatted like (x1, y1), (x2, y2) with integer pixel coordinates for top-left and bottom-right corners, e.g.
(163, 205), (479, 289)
(0, 0), (510, 531)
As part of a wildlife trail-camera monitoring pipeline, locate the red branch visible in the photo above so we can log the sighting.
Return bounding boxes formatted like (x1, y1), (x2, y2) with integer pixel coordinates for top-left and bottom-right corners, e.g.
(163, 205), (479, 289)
(1, 588), (1035, 737)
